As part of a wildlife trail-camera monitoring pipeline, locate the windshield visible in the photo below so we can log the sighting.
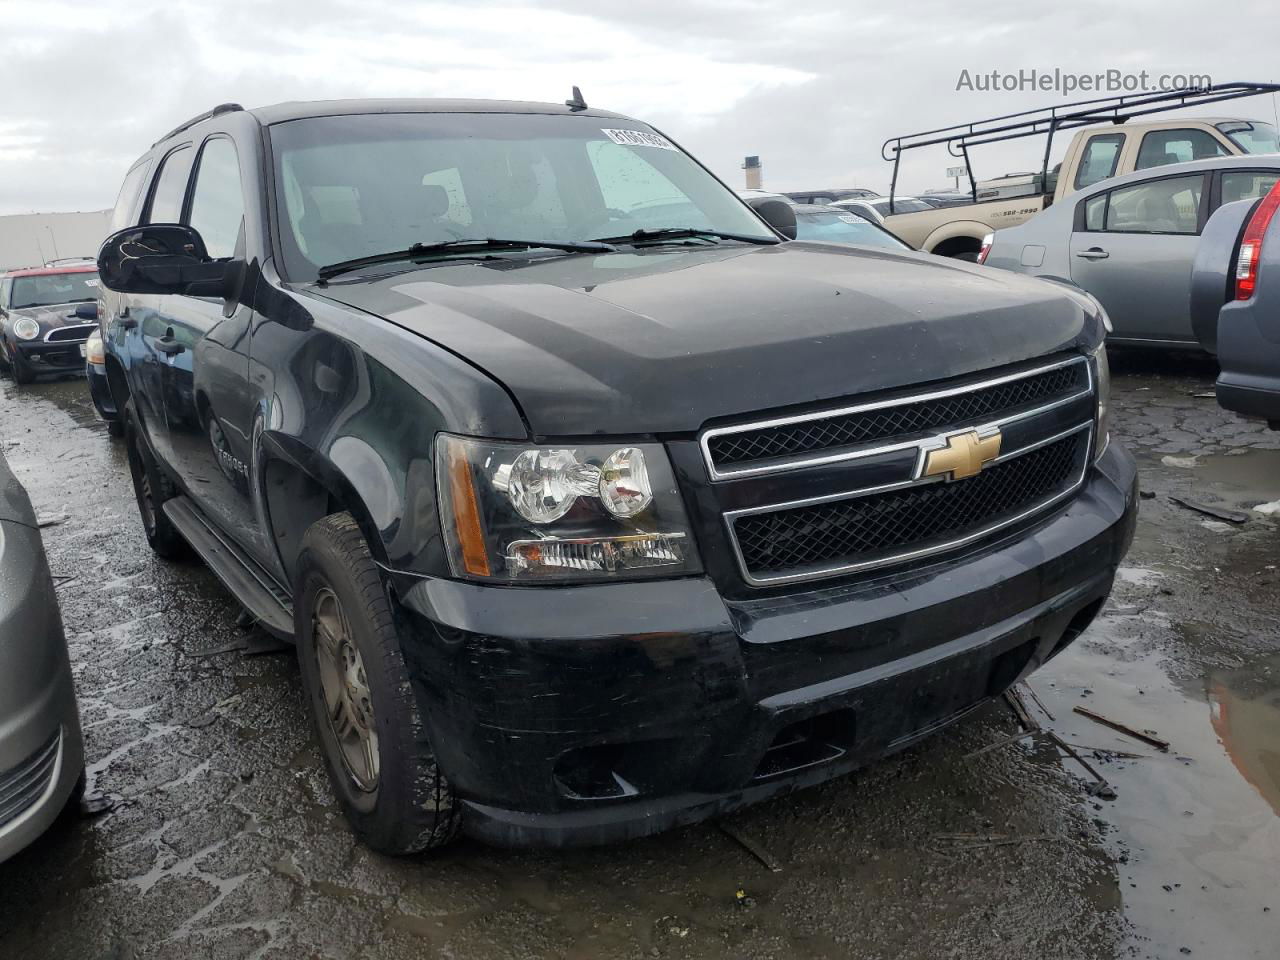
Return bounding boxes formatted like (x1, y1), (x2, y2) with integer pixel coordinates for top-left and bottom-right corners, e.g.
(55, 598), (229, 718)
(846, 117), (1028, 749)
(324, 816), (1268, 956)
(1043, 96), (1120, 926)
(10, 272), (99, 308)
(1217, 121), (1280, 154)
(269, 112), (774, 280)
(795, 211), (908, 250)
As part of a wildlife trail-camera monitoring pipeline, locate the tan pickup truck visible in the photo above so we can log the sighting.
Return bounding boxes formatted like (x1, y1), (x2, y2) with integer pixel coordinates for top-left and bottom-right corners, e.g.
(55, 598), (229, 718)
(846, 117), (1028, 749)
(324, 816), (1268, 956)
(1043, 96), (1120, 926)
(875, 84), (1280, 259)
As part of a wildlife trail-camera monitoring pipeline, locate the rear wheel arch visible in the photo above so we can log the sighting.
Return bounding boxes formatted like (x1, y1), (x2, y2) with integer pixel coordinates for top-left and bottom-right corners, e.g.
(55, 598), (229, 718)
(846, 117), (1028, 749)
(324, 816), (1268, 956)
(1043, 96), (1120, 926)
(924, 221), (993, 258)
(104, 354), (131, 413)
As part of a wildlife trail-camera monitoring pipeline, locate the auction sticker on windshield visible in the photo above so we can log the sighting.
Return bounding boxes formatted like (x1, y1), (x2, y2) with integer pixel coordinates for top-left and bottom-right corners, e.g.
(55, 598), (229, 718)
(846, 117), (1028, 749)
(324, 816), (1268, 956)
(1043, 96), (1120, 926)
(601, 128), (677, 150)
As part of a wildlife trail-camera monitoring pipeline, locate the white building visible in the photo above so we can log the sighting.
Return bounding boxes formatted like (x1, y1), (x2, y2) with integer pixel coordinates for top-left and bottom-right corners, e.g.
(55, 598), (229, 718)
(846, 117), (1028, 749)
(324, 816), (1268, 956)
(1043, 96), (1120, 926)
(0, 210), (111, 271)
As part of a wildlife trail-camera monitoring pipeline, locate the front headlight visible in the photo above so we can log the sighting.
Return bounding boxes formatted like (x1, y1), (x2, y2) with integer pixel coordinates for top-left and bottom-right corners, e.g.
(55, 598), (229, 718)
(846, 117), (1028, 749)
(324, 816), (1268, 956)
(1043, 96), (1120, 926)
(1091, 341), (1111, 462)
(436, 434), (702, 582)
(84, 330), (105, 364)
(12, 317), (40, 341)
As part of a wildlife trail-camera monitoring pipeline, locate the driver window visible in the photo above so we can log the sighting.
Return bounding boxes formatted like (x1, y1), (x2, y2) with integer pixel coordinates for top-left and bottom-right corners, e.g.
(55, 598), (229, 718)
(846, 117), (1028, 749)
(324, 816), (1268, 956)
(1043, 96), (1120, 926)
(188, 138), (246, 259)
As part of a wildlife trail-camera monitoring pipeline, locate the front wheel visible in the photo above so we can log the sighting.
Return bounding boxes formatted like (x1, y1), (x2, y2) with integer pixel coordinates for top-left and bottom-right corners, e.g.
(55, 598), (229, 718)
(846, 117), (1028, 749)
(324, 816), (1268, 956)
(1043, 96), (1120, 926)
(11, 348), (35, 384)
(295, 513), (460, 854)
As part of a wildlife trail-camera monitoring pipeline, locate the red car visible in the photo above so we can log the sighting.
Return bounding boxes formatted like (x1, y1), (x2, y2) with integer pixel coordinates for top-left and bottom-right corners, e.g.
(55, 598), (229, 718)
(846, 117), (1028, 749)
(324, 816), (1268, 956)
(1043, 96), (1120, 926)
(0, 264), (100, 384)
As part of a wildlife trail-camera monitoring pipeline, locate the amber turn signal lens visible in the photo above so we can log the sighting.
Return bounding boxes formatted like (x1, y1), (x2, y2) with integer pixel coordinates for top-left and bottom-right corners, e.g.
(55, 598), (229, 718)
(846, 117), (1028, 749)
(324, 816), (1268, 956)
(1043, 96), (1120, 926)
(447, 447), (491, 577)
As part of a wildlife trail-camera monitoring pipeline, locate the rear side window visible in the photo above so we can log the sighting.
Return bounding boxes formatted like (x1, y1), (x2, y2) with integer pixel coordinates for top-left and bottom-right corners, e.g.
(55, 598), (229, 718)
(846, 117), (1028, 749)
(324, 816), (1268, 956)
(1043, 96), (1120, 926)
(1074, 134), (1125, 189)
(108, 160), (153, 232)
(1136, 129), (1230, 170)
(146, 146), (195, 224)
(1103, 174), (1204, 234)
(188, 138), (245, 259)
(1220, 170), (1280, 207)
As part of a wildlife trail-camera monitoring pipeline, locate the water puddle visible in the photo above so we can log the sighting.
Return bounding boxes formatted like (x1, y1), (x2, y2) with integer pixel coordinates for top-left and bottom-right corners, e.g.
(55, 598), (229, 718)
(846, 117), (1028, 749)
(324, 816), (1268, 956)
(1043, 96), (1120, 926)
(1188, 448), (1280, 506)
(1029, 615), (1280, 959)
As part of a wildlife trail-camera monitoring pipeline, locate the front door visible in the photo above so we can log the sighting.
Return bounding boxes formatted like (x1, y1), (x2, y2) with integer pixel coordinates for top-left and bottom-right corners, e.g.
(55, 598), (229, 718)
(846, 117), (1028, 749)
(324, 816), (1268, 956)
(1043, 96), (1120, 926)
(152, 136), (264, 558)
(1069, 172), (1207, 344)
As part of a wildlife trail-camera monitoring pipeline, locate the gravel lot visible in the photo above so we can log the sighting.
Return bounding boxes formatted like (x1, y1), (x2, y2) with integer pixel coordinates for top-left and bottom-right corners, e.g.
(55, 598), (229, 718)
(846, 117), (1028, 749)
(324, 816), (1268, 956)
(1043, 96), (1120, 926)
(0, 350), (1276, 960)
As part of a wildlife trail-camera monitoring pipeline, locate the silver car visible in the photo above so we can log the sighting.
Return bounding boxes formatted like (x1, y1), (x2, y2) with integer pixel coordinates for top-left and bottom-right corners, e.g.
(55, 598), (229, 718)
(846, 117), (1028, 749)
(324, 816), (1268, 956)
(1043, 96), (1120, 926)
(982, 154), (1280, 348)
(0, 447), (84, 864)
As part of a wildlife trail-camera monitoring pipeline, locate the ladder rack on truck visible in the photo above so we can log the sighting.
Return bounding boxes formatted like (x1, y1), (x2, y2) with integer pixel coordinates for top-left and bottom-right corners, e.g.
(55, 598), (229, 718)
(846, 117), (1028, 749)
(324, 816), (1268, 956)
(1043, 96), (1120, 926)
(880, 81), (1280, 212)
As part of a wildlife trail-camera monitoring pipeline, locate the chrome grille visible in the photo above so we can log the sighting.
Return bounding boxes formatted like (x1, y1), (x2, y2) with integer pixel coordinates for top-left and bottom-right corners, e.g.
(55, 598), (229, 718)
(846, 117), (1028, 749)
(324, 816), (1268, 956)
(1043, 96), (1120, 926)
(44, 324), (96, 343)
(0, 730), (60, 830)
(702, 357), (1090, 479)
(732, 431), (1085, 583)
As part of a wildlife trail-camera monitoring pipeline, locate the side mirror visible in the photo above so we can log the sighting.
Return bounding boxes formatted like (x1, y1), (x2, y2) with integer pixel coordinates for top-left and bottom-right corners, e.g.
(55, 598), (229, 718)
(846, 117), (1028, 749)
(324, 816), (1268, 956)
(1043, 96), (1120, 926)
(97, 224), (230, 297)
(73, 302), (99, 320)
(747, 198), (798, 240)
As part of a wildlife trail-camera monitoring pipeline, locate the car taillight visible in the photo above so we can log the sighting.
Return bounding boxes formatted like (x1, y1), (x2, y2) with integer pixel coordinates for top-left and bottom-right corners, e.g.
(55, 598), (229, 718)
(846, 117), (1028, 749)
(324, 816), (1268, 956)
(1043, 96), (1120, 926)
(976, 232), (994, 265)
(1235, 181), (1280, 300)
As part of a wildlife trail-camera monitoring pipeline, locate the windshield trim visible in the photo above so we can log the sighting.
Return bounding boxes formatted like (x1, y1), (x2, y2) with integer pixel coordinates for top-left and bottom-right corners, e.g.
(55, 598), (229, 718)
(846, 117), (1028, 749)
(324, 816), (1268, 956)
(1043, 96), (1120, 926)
(267, 111), (776, 284)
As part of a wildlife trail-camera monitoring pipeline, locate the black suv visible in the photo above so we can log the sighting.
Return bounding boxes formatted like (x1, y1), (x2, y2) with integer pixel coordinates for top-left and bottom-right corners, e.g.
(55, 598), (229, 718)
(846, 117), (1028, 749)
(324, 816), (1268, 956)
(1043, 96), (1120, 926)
(97, 98), (1137, 852)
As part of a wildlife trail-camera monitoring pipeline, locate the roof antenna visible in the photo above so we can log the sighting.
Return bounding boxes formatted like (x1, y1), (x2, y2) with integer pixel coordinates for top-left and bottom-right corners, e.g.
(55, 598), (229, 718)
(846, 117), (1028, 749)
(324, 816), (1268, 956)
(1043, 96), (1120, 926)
(565, 86), (588, 112)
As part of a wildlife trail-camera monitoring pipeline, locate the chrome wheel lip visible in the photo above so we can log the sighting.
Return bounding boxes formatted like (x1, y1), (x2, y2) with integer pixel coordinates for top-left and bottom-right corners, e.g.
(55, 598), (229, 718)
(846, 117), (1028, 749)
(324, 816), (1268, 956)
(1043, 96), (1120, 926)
(313, 586), (380, 793)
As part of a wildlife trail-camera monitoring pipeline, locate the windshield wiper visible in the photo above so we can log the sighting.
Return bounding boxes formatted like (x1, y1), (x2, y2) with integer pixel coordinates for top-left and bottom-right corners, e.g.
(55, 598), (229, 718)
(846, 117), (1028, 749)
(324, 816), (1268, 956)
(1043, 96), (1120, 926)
(590, 227), (780, 247)
(316, 237), (617, 282)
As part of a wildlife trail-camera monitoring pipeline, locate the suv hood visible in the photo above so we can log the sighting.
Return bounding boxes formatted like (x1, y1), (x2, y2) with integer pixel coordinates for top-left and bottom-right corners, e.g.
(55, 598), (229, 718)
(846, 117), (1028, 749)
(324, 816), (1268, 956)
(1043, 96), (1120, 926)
(312, 243), (1098, 436)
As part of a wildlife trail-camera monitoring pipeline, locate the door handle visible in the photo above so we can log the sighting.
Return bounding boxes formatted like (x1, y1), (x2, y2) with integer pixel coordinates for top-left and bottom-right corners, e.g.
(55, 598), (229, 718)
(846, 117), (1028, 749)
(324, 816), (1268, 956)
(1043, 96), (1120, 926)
(155, 336), (185, 356)
(119, 306), (136, 330)
(1075, 248), (1110, 260)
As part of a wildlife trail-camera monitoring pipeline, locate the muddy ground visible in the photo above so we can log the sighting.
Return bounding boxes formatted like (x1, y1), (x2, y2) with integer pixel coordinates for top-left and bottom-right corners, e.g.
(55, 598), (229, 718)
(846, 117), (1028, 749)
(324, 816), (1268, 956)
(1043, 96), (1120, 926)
(0, 351), (1276, 960)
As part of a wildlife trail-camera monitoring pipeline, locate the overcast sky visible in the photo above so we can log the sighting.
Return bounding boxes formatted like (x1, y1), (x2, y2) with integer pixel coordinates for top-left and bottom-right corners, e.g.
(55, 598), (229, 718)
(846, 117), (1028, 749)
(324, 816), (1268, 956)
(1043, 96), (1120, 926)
(1, 0), (1277, 214)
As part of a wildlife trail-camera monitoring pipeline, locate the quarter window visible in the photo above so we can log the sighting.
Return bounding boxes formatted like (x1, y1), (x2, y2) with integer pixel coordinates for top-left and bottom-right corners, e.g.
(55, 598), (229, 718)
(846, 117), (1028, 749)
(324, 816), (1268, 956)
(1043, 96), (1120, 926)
(1103, 175), (1204, 235)
(1136, 129), (1230, 170)
(147, 146), (195, 224)
(1220, 170), (1280, 207)
(1075, 134), (1125, 189)
(1083, 193), (1107, 231)
(188, 139), (246, 259)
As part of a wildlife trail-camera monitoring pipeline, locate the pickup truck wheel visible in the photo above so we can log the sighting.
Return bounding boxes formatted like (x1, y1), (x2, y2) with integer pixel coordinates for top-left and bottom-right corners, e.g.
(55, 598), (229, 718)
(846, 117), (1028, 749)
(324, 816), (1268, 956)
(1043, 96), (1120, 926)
(123, 399), (189, 559)
(295, 513), (461, 854)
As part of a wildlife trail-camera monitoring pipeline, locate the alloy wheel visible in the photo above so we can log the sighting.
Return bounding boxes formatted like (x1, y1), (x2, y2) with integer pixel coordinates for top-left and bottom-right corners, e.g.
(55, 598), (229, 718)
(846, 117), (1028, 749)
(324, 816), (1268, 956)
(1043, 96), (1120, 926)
(313, 586), (380, 792)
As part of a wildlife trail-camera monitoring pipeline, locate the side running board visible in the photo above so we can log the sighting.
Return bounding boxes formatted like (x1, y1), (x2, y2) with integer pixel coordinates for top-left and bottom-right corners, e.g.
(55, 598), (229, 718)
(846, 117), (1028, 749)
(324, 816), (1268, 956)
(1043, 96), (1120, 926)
(163, 496), (295, 639)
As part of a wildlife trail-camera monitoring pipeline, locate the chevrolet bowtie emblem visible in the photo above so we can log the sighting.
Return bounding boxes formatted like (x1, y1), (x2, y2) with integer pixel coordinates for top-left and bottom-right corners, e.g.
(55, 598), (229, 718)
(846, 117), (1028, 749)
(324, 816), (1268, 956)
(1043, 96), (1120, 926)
(922, 429), (1002, 481)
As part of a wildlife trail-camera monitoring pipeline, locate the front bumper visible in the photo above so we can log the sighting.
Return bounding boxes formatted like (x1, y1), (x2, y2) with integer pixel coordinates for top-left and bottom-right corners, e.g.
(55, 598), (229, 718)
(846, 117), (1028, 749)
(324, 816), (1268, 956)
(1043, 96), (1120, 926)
(400, 443), (1138, 847)
(13, 338), (89, 376)
(0, 519), (85, 863)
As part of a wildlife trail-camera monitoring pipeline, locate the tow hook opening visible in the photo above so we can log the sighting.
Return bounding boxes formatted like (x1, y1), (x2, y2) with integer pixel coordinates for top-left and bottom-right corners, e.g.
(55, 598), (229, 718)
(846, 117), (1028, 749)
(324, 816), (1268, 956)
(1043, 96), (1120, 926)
(753, 710), (856, 781)
(553, 739), (679, 802)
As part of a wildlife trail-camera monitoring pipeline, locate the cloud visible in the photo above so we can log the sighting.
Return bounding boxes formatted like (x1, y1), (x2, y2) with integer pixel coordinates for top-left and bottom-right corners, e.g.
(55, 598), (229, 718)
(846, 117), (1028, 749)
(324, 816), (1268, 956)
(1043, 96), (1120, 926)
(0, 0), (1276, 213)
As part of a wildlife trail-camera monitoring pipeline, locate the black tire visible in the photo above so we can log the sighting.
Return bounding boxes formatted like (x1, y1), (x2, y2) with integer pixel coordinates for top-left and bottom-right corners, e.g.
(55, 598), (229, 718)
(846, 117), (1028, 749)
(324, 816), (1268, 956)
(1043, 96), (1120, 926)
(11, 348), (35, 384)
(295, 513), (460, 854)
(106, 417), (124, 439)
(0, 342), (10, 377)
(123, 399), (189, 559)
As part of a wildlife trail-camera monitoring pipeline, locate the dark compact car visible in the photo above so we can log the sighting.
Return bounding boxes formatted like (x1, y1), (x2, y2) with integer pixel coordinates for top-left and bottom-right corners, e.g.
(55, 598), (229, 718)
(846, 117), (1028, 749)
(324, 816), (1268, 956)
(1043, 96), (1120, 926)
(1191, 179), (1280, 425)
(95, 98), (1137, 853)
(0, 447), (85, 863)
(0, 265), (100, 384)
